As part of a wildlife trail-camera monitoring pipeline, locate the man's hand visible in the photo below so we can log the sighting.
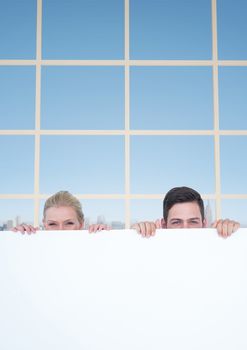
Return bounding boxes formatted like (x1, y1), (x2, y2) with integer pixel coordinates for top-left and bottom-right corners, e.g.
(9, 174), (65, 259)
(211, 219), (240, 238)
(131, 219), (162, 238)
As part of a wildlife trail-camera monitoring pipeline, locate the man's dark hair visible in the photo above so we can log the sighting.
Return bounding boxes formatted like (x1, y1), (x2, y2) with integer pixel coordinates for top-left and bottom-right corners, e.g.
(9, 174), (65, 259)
(163, 186), (205, 222)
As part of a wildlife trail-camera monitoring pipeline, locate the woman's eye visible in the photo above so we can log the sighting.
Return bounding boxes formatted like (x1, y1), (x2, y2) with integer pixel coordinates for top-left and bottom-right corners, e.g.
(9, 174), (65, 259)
(48, 223), (56, 226)
(66, 222), (74, 225)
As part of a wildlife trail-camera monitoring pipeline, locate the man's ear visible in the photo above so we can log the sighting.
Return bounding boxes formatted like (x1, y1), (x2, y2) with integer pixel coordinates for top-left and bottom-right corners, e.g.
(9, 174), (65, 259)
(202, 218), (207, 228)
(161, 218), (167, 228)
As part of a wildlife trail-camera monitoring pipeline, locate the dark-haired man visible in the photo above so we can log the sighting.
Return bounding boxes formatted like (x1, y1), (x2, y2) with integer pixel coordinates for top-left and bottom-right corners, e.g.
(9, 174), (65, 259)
(132, 186), (240, 238)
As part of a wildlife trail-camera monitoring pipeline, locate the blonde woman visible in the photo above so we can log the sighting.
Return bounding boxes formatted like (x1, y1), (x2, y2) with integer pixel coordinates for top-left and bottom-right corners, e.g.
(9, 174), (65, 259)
(12, 191), (110, 234)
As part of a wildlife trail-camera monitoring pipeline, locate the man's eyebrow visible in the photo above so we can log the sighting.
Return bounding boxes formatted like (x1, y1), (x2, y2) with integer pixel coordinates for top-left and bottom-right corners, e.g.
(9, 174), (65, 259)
(169, 217), (201, 221)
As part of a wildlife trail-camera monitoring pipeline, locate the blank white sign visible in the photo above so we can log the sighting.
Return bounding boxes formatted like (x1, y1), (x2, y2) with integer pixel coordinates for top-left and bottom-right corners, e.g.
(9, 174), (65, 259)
(0, 228), (247, 350)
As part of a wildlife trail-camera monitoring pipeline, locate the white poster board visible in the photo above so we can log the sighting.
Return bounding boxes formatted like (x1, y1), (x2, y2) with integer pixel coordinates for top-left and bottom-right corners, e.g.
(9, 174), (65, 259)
(0, 229), (247, 350)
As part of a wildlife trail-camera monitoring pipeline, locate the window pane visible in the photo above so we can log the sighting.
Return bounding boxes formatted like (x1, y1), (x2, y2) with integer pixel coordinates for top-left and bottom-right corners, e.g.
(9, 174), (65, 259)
(41, 67), (124, 130)
(221, 136), (247, 194)
(0, 0), (36, 59)
(130, 0), (212, 59)
(42, 0), (124, 59)
(40, 136), (124, 194)
(131, 136), (215, 194)
(0, 67), (36, 129)
(83, 200), (125, 229)
(0, 136), (34, 194)
(217, 0), (247, 59)
(221, 199), (247, 227)
(131, 199), (162, 224)
(219, 67), (247, 130)
(204, 199), (216, 226)
(130, 67), (213, 130)
(0, 200), (34, 230)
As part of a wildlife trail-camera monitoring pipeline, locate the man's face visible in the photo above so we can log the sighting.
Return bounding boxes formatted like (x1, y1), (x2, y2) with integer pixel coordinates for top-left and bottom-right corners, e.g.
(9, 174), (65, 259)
(164, 201), (206, 229)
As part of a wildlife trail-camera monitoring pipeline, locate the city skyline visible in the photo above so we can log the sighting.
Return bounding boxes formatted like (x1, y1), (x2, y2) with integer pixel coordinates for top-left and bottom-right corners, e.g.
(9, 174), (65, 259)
(3, 199), (246, 231)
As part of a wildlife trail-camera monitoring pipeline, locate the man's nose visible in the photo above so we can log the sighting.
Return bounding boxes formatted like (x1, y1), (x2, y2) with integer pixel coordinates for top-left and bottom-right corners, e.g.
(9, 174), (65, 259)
(182, 222), (189, 228)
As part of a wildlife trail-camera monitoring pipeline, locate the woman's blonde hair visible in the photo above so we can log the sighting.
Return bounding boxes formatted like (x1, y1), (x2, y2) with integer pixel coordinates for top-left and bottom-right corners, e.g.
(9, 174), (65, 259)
(43, 191), (84, 223)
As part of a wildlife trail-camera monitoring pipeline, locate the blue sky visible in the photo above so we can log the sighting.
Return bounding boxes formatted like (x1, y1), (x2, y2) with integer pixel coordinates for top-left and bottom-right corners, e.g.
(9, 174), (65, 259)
(0, 0), (247, 226)
(130, 0), (212, 59)
(40, 136), (125, 194)
(130, 136), (215, 194)
(42, 0), (124, 59)
(41, 66), (125, 130)
(130, 67), (213, 130)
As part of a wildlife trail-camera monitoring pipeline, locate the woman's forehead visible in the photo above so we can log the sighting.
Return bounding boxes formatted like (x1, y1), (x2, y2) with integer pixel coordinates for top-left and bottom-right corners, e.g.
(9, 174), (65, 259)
(44, 206), (77, 220)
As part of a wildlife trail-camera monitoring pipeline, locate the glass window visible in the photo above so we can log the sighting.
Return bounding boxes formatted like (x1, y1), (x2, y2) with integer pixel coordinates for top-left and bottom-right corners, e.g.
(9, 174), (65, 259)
(221, 136), (247, 194)
(41, 67), (124, 130)
(221, 199), (247, 227)
(0, 67), (36, 130)
(42, 0), (124, 59)
(131, 199), (162, 225)
(0, 0), (36, 59)
(219, 67), (247, 130)
(130, 0), (212, 59)
(40, 136), (124, 194)
(82, 199), (125, 229)
(130, 67), (213, 130)
(204, 199), (216, 226)
(0, 200), (34, 230)
(130, 136), (215, 194)
(217, 0), (247, 59)
(0, 136), (34, 194)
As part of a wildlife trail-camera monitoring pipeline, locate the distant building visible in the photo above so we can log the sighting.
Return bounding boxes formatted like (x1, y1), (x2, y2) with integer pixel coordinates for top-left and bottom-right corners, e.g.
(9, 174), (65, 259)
(111, 221), (125, 229)
(205, 200), (213, 226)
(97, 215), (106, 224)
(16, 216), (21, 226)
(7, 220), (14, 230)
(84, 217), (91, 229)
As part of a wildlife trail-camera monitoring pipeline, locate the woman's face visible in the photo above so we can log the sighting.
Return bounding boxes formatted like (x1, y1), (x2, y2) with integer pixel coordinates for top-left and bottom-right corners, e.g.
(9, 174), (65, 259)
(43, 206), (83, 230)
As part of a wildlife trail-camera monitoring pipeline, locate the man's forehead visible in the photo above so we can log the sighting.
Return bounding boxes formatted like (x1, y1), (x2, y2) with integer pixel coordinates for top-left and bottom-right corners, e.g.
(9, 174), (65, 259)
(167, 202), (202, 219)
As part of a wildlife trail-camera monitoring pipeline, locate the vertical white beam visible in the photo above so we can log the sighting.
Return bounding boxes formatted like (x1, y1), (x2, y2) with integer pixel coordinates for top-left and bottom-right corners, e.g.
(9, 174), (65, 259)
(34, 0), (42, 226)
(212, 0), (221, 219)
(124, 0), (131, 228)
